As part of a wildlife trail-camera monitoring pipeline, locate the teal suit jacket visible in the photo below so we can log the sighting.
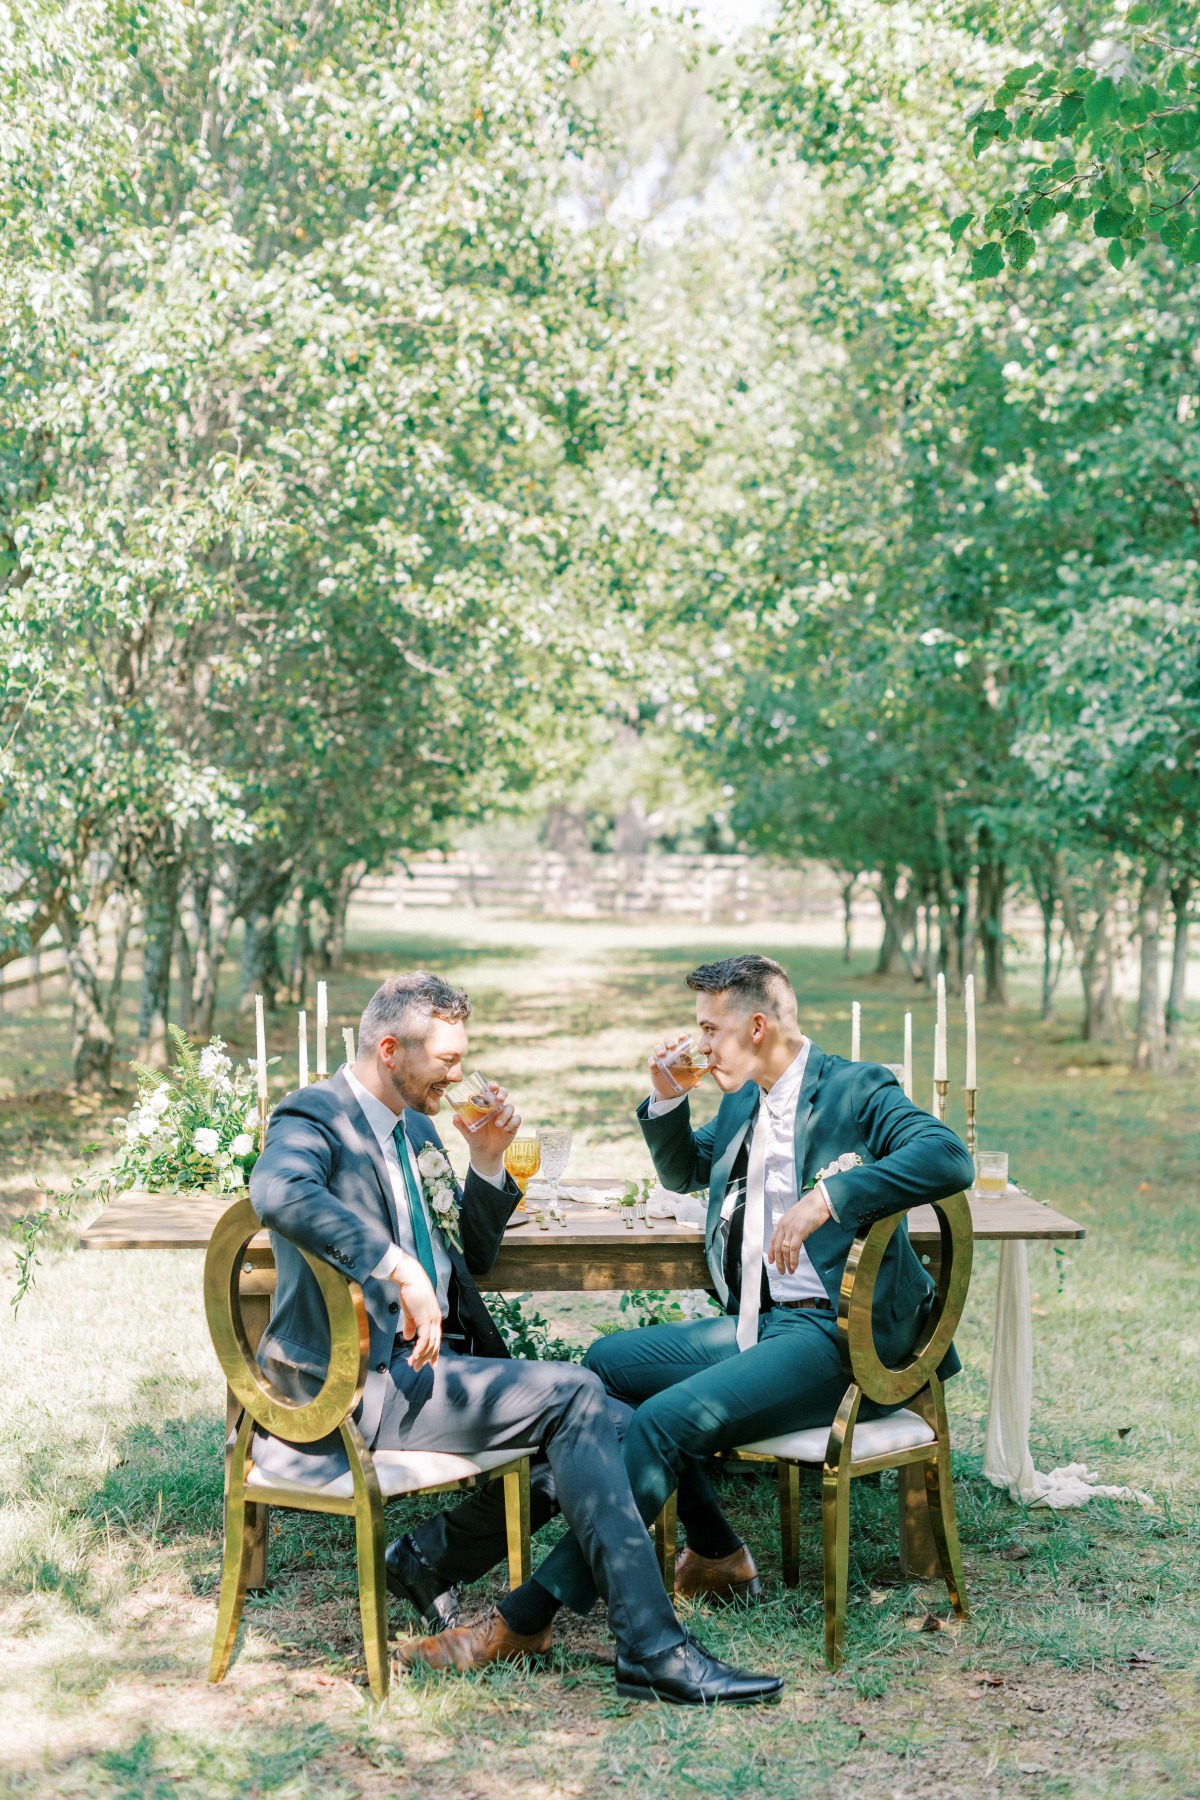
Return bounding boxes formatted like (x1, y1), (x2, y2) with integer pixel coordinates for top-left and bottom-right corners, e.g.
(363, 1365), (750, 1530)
(637, 1046), (974, 1377)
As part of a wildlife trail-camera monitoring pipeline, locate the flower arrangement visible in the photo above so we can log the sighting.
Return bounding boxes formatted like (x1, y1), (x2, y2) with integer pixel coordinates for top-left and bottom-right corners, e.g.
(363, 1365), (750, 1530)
(415, 1143), (462, 1251)
(111, 1027), (262, 1195)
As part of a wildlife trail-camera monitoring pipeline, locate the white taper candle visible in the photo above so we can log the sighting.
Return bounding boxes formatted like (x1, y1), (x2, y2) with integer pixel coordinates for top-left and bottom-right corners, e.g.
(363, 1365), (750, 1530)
(934, 971), (948, 1082)
(903, 1011), (913, 1099)
(343, 1025), (355, 1064)
(298, 1010), (309, 1086)
(851, 1001), (861, 1062)
(965, 973), (977, 1090)
(316, 980), (328, 1078)
(255, 993), (268, 1100)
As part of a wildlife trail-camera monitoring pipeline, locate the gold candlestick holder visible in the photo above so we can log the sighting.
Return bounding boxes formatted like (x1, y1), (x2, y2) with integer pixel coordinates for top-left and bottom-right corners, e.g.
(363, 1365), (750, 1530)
(964, 1086), (977, 1159)
(933, 1078), (949, 1123)
(258, 1091), (270, 1154)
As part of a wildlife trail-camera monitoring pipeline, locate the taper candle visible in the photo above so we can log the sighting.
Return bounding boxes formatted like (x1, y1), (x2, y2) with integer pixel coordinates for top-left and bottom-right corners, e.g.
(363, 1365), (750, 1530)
(934, 971), (948, 1082)
(316, 980), (328, 1078)
(851, 1001), (861, 1062)
(903, 1011), (913, 1099)
(965, 972), (977, 1090)
(342, 1025), (355, 1064)
(298, 1010), (309, 1086)
(255, 993), (268, 1100)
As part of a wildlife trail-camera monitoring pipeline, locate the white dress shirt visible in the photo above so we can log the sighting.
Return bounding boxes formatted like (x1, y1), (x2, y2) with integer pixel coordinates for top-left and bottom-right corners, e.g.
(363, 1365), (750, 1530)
(649, 1040), (828, 1303)
(344, 1067), (453, 1316)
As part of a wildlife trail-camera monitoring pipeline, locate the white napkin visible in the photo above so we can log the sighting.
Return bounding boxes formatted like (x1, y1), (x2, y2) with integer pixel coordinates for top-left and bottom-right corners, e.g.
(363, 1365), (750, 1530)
(525, 1180), (623, 1205)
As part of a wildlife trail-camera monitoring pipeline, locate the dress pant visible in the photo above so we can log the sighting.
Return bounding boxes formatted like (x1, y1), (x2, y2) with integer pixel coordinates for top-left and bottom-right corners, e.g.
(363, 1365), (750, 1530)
(253, 1343), (683, 1661)
(532, 1306), (880, 1613)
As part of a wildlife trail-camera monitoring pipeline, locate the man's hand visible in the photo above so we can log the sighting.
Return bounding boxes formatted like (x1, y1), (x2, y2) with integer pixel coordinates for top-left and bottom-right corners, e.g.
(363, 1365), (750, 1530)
(394, 1257), (442, 1371)
(647, 1035), (689, 1101)
(767, 1187), (832, 1275)
(456, 1082), (520, 1182)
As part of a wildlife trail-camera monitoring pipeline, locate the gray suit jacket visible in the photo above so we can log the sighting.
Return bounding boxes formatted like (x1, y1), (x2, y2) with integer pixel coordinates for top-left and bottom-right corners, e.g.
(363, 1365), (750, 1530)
(249, 1068), (518, 1446)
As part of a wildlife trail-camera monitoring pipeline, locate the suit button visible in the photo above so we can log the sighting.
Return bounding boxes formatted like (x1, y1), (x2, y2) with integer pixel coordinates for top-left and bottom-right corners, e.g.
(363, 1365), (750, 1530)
(388, 1300), (399, 1315)
(376, 1361), (387, 1373)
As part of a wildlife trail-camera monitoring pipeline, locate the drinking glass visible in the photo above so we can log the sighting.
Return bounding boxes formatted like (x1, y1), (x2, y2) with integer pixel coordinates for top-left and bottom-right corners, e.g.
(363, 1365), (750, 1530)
(974, 1150), (1009, 1198)
(444, 1071), (501, 1133)
(654, 1034), (711, 1097)
(537, 1128), (572, 1213)
(504, 1135), (541, 1209)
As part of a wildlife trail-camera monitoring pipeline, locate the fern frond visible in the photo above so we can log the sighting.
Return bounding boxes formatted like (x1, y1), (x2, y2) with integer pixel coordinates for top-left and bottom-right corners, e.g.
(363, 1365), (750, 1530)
(168, 1024), (199, 1078)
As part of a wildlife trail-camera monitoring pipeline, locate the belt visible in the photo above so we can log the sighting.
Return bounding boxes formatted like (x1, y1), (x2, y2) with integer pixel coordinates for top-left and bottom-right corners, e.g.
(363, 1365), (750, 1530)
(772, 1296), (833, 1312)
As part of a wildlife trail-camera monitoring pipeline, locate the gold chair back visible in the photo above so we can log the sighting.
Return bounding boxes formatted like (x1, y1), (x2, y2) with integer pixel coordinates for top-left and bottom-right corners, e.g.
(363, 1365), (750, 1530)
(839, 1189), (973, 1405)
(203, 1194), (369, 1443)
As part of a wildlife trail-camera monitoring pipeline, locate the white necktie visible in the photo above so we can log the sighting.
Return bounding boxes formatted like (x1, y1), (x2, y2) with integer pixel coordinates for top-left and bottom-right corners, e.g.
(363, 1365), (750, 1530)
(736, 1105), (769, 1352)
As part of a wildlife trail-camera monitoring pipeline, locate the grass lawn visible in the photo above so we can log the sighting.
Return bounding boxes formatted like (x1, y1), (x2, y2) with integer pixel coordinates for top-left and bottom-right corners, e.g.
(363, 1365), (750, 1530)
(2, 908), (1198, 1799)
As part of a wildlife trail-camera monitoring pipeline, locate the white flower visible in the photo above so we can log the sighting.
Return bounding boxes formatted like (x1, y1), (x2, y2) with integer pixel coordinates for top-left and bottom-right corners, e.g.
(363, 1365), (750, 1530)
(430, 1186), (455, 1215)
(194, 1127), (220, 1155)
(136, 1111), (158, 1139)
(417, 1145), (449, 1180)
(837, 1152), (862, 1172)
(199, 1044), (232, 1082)
(124, 1117), (141, 1145)
(243, 1105), (258, 1131)
(147, 1085), (172, 1116)
(230, 1132), (253, 1158)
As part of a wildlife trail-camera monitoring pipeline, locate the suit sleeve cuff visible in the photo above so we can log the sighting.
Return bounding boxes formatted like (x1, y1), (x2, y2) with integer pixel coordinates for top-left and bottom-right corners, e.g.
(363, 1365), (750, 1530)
(370, 1243), (408, 1282)
(647, 1091), (687, 1118)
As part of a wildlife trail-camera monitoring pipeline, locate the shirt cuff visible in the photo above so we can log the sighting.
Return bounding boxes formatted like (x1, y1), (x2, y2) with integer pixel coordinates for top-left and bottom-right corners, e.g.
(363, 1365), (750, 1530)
(647, 1091), (688, 1118)
(370, 1243), (408, 1283)
(816, 1177), (840, 1224)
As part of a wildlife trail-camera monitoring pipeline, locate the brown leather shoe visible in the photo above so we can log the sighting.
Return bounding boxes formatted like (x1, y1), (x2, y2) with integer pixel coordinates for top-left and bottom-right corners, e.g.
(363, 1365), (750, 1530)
(395, 1605), (553, 1673)
(674, 1544), (762, 1604)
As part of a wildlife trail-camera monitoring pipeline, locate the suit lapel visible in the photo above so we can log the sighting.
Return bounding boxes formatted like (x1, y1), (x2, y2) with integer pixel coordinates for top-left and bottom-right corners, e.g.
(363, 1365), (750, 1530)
(333, 1068), (401, 1241)
(793, 1043), (826, 1190)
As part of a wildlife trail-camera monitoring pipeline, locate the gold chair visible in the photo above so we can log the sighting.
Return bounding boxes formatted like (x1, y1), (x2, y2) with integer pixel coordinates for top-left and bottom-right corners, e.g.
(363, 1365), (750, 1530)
(204, 1195), (533, 1700)
(654, 1191), (972, 1668)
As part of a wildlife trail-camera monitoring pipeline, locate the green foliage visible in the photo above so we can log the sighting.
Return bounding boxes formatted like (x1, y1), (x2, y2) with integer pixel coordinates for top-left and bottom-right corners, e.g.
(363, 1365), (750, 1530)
(487, 1293), (585, 1363)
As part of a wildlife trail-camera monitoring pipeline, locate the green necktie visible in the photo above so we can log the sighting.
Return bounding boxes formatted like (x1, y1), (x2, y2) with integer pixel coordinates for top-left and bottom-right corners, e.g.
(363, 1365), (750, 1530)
(393, 1125), (439, 1290)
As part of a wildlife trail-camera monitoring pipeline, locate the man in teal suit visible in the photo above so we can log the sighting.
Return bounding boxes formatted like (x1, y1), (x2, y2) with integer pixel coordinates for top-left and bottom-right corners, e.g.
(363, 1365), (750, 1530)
(545, 952), (975, 1606)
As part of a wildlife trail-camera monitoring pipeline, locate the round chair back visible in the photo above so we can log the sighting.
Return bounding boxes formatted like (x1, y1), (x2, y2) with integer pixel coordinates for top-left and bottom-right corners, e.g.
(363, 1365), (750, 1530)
(837, 1191), (973, 1407)
(203, 1195), (369, 1443)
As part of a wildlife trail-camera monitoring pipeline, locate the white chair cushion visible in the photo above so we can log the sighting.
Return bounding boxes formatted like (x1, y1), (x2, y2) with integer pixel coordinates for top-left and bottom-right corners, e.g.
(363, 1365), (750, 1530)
(246, 1445), (531, 1502)
(740, 1408), (936, 1464)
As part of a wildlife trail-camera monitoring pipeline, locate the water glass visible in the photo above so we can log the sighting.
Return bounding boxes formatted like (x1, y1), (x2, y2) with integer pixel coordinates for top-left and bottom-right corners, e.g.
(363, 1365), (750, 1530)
(537, 1128), (572, 1212)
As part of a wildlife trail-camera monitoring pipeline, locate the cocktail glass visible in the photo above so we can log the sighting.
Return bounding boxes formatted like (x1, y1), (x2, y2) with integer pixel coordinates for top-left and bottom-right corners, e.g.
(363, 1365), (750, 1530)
(504, 1135), (541, 1210)
(444, 1071), (501, 1133)
(538, 1128), (572, 1216)
(654, 1035), (711, 1097)
(974, 1150), (1009, 1198)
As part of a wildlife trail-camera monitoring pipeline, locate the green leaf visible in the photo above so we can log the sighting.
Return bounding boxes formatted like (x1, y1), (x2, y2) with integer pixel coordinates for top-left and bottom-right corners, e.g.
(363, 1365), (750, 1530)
(1161, 108), (1200, 153)
(1107, 240), (1126, 270)
(1005, 229), (1036, 270)
(1032, 107), (1064, 142)
(1182, 228), (1200, 267)
(949, 211), (974, 245)
(1094, 199), (1132, 238)
(1159, 212), (1192, 251)
(970, 240), (1005, 280)
(1059, 93), (1085, 129)
(1027, 196), (1057, 230)
(1084, 77), (1120, 129)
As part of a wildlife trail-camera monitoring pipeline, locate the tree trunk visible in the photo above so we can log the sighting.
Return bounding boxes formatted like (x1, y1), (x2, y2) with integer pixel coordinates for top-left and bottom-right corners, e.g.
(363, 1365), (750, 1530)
(1131, 860), (1169, 1071)
(1164, 874), (1191, 1071)
(59, 892), (133, 1091)
(328, 862), (365, 971)
(977, 843), (1008, 1004)
(288, 897), (312, 1006)
(185, 873), (235, 1039)
(1075, 860), (1124, 1044)
(240, 906), (284, 1013)
(875, 871), (918, 978)
(136, 864), (180, 1066)
(841, 878), (855, 964)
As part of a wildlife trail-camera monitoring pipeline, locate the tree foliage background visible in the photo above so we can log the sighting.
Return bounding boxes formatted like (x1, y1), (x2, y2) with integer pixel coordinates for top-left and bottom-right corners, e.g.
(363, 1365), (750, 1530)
(2, 0), (1197, 1084)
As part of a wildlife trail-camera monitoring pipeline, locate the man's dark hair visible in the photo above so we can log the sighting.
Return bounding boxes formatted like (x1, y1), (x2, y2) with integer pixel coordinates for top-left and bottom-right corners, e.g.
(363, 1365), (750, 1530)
(686, 954), (795, 1020)
(358, 971), (471, 1052)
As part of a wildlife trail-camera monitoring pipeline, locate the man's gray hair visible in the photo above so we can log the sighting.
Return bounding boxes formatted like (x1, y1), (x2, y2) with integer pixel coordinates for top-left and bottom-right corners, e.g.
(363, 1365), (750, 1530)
(358, 972), (471, 1053)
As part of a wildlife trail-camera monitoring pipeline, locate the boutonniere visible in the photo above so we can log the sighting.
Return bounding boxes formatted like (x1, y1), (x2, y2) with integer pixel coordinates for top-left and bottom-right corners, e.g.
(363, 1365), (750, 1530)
(416, 1143), (463, 1252)
(814, 1152), (863, 1184)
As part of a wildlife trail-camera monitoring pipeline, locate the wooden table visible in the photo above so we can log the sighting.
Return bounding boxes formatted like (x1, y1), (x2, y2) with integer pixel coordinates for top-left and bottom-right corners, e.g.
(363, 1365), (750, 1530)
(80, 1181), (1085, 1588)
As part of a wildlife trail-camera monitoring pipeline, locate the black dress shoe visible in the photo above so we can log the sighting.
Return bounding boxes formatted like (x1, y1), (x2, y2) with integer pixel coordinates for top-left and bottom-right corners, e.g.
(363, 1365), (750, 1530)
(615, 1631), (784, 1706)
(384, 1534), (461, 1632)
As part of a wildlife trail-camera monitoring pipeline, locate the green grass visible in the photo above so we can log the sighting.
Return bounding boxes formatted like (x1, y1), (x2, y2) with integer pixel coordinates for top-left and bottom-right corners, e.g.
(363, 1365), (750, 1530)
(1, 909), (1199, 1798)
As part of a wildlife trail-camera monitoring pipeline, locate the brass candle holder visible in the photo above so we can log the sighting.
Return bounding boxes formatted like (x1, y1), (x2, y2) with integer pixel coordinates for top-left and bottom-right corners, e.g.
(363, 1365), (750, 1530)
(258, 1091), (270, 1154)
(964, 1086), (978, 1159)
(933, 1078), (949, 1123)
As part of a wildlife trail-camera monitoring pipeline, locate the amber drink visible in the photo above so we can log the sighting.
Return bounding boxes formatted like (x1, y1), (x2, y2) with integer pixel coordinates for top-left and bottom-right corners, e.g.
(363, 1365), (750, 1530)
(444, 1072), (501, 1132)
(655, 1035), (711, 1097)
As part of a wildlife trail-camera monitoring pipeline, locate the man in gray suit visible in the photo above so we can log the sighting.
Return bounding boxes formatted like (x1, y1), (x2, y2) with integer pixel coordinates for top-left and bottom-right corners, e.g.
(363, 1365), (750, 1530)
(250, 971), (781, 1705)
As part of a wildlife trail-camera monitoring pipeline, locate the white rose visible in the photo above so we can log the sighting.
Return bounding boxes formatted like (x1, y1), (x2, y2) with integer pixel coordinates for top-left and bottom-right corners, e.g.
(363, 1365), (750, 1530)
(837, 1152), (861, 1172)
(123, 1117), (140, 1144)
(136, 1112), (158, 1138)
(147, 1085), (172, 1116)
(231, 1132), (253, 1158)
(194, 1127), (220, 1155)
(430, 1187), (454, 1215)
(198, 1045), (231, 1081)
(417, 1146), (447, 1179)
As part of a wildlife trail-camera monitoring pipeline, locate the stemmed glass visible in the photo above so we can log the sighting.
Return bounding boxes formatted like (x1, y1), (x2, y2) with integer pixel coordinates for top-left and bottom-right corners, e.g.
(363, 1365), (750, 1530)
(504, 1135), (541, 1211)
(537, 1129), (572, 1218)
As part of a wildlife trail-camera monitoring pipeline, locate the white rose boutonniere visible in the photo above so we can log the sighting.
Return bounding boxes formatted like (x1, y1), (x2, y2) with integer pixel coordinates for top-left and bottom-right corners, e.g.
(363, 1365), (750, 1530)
(814, 1152), (864, 1185)
(416, 1143), (462, 1252)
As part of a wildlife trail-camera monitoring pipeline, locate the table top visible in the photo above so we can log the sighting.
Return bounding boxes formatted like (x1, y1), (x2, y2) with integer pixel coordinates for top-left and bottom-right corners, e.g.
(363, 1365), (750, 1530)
(78, 1179), (1086, 1253)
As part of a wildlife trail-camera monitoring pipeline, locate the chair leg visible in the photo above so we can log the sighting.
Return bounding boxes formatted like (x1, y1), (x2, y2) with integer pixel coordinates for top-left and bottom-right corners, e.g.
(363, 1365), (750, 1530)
(653, 1490), (677, 1595)
(343, 1423), (388, 1702)
(821, 1386), (861, 1670)
(924, 1377), (969, 1619)
(503, 1459), (532, 1589)
(777, 1461), (801, 1588)
(209, 1413), (257, 1684)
